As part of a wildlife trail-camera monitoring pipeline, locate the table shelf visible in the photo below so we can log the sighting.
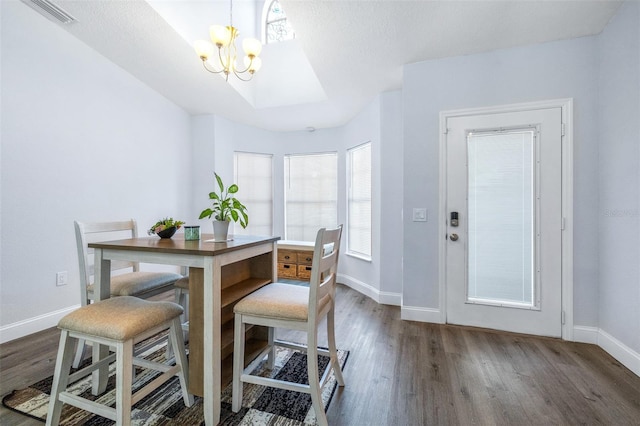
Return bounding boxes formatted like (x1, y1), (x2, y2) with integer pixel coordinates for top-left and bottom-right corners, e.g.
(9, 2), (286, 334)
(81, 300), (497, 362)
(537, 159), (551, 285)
(221, 277), (271, 309)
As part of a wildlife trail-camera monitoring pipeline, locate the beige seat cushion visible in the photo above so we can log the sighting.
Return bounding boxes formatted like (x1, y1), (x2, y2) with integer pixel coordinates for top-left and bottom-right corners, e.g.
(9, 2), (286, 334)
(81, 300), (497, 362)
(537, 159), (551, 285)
(58, 296), (183, 341)
(234, 283), (329, 322)
(174, 276), (189, 290)
(87, 271), (181, 297)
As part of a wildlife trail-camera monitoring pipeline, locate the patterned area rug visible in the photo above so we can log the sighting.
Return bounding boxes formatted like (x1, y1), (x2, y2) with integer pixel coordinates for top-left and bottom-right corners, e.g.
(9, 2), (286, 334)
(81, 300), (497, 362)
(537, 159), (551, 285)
(2, 338), (348, 425)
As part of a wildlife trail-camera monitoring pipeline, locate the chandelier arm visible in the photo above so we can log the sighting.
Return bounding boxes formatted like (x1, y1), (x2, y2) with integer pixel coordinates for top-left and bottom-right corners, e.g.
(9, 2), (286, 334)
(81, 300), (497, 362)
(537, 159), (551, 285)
(202, 60), (225, 75)
(232, 69), (254, 81)
(218, 47), (228, 71)
(233, 56), (253, 74)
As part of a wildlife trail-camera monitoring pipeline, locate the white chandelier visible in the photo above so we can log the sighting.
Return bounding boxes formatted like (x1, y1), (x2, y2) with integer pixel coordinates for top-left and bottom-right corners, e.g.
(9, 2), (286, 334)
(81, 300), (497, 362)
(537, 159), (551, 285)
(194, 0), (262, 82)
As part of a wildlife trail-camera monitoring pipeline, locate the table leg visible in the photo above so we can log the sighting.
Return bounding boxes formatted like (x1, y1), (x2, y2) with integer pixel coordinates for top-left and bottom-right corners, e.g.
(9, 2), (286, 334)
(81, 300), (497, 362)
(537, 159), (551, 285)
(91, 248), (111, 395)
(203, 256), (222, 425)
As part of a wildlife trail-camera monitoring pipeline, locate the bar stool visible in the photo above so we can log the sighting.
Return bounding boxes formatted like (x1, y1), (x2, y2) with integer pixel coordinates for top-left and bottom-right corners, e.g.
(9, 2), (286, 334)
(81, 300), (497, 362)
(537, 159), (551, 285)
(46, 296), (193, 426)
(232, 226), (345, 426)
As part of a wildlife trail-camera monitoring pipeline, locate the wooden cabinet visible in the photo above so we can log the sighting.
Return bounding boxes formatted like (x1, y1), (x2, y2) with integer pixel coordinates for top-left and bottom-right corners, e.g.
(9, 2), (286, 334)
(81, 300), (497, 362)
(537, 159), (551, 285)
(277, 242), (314, 281)
(277, 250), (298, 278)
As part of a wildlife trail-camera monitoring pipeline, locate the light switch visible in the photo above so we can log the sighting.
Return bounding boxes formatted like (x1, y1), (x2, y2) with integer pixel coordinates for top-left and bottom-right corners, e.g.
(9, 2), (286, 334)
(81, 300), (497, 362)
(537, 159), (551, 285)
(413, 208), (428, 222)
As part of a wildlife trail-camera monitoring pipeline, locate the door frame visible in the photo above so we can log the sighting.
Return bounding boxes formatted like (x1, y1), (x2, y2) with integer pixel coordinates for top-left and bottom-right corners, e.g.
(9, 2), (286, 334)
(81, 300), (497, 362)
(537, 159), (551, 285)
(438, 99), (574, 340)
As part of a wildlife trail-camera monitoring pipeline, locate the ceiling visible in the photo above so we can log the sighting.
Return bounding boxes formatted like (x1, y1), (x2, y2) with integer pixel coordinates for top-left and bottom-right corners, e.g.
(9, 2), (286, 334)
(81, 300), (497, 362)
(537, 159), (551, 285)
(40, 0), (622, 132)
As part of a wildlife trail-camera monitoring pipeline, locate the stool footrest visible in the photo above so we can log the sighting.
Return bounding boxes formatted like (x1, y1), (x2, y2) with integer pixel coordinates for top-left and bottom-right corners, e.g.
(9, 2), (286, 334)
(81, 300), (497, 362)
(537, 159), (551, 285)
(132, 357), (174, 373)
(67, 353), (116, 383)
(59, 392), (116, 421)
(131, 365), (181, 405)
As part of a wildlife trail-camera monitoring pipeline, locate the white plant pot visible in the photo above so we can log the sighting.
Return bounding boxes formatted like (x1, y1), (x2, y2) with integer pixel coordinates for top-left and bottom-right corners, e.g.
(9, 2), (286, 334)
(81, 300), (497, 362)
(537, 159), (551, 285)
(212, 220), (231, 241)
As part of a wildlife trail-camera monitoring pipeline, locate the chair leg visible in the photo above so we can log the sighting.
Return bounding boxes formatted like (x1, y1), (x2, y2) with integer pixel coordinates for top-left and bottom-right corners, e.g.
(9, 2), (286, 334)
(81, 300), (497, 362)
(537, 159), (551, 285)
(327, 306), (345, 386)
(169, 318), (194, 407)
(266, 327), (275, 370)
(46, 330), (76, 426)
(115, 340), (133, 426)
(307, 329), (328, 426)
(232, 313), (245, 413)
(91, 341), (110, 395)
(166, 337), (174, 361)
(175, 288), (189, 325)
(72, 338), (87, 368)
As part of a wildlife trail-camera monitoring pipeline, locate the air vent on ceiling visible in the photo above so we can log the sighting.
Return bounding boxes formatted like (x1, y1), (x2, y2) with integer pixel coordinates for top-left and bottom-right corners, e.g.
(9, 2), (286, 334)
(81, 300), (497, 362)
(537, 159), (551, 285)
(21, 0), (76, 25)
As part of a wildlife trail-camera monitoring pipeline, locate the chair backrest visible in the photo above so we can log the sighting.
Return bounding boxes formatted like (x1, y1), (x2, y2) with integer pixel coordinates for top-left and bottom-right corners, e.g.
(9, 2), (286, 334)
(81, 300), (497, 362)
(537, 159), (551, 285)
(74, 220), (139, 305)
(308, 225), (343, 323)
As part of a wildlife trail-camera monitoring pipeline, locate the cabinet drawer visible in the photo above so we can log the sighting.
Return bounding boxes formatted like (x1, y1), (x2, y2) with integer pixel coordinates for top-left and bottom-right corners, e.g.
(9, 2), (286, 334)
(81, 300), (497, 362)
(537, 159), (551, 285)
(278, 250), (296, 263)
(297, 264), (313, 280)
(297, 252), (314, 265)
(278, 262), (298, 278)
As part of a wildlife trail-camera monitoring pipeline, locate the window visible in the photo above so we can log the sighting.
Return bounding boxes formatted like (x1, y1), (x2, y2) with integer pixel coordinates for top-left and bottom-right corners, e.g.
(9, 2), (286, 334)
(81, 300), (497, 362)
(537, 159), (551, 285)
(347, 142), (372, 258)
(284, 153), (337, 241)
(264, 0), (295, 44)
(233, 152), (273, 236)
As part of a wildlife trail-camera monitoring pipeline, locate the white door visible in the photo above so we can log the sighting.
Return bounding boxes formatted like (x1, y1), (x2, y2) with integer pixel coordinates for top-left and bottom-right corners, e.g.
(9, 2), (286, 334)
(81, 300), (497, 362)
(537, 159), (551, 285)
(445, 107), (563, 337)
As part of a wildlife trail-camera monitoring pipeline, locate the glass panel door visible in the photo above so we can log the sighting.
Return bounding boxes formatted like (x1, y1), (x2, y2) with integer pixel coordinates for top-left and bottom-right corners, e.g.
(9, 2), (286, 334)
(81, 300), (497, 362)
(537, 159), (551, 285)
(467, 130), (536, 307)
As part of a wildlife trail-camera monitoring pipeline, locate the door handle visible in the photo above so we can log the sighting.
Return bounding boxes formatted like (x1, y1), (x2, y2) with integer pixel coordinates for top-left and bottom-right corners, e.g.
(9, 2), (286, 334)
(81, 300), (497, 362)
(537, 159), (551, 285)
(449, 233), (459, 241)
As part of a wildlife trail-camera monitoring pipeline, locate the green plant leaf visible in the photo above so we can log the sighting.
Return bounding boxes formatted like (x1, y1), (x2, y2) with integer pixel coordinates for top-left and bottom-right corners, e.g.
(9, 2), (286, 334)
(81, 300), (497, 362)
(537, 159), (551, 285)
(215, 173), (224, 193)
(228, 184), (239, 194)
(199, 208), (213, 219)
(209, 192), (220, 200)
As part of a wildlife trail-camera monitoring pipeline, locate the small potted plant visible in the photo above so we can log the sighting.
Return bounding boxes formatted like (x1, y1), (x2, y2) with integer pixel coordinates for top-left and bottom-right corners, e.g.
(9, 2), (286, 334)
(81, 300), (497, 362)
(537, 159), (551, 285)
(148, 217), (185, 239)
(199, 172), (248, 241)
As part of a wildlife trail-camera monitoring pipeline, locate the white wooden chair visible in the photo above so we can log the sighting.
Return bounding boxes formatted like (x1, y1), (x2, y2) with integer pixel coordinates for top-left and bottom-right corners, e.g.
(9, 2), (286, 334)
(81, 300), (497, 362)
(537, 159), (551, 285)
(46, 296), (193, 425)
(231, 226), (345, 426)
(73, 220), (183, 367)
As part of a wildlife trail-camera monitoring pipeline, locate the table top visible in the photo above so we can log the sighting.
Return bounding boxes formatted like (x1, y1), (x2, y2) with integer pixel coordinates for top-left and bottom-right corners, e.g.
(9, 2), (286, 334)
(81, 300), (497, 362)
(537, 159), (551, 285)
(88, 234), (280, 256)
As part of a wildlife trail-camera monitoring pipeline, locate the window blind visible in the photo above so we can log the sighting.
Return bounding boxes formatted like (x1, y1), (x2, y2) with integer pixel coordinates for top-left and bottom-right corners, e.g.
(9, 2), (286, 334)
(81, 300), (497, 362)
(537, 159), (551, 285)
(284, 153), (337, 241)
(233, 152), (273, 236)
(347, 143), (372, 258)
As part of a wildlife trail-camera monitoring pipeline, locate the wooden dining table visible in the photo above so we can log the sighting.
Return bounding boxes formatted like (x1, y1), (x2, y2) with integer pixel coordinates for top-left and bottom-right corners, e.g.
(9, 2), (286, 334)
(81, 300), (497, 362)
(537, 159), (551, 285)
(89, 234), (280, 425)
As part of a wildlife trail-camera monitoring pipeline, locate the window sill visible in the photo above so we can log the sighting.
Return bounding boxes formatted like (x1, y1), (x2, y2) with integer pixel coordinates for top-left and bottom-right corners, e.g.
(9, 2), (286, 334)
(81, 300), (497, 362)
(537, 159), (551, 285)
(346, 252), (372, 262)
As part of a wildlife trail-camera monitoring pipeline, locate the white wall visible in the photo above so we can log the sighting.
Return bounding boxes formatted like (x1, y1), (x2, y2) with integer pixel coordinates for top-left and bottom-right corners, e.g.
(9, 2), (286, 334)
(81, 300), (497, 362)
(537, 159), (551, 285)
(379, 91), (404, 299)
(339, 97), (382, 298)
(402, 36), (600, 324)
(597, 0), (640, 354)
(0, 1), (191, 341)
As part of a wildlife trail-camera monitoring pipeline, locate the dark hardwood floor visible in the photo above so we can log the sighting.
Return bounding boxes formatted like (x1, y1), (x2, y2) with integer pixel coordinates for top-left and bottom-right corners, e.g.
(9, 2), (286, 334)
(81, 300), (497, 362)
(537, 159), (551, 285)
(2, 285), (640, 425)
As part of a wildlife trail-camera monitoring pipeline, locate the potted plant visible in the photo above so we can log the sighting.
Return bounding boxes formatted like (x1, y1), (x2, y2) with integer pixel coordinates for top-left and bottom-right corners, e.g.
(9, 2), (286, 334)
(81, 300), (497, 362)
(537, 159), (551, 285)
(148, 217), (185, 239)
(199, 172), (248, 241)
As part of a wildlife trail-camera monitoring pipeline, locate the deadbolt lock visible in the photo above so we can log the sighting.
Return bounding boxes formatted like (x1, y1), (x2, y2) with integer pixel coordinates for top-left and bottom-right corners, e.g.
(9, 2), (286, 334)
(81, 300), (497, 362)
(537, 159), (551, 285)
(450, 212), (459, 227)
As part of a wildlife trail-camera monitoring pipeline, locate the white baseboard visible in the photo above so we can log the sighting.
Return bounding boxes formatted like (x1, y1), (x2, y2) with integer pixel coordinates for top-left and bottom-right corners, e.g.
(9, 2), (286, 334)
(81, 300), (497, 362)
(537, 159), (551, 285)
(401, 305), (443, 323)
(0, 304), (80, 344)
(572, 325), (599, 344)
(573, 325), (640, 377)
(337, 273), (401, 306)
(597, 328), (640, 377)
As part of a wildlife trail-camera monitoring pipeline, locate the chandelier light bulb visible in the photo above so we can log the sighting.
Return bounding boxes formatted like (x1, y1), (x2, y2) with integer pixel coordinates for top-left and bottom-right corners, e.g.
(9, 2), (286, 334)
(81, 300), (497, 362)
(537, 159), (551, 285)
(194, 40), (215, 60)
(242, 38), (262, 58)
(244, 56), (262, 73)
(210, 25), (232, 47)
